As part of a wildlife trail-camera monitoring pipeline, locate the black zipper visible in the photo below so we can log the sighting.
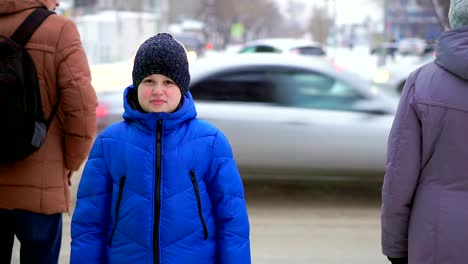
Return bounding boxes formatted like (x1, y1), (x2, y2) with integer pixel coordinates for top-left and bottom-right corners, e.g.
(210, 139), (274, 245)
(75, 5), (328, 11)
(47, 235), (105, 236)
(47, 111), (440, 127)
(109, 176), (126, 246)
(154, 119), (162, 264)
(189, 169), (208, 240)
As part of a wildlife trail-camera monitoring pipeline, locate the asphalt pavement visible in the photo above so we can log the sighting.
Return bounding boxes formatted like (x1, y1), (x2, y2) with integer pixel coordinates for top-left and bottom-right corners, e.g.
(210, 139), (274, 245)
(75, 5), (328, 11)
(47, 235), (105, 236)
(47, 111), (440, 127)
(11, 171), (387, 264)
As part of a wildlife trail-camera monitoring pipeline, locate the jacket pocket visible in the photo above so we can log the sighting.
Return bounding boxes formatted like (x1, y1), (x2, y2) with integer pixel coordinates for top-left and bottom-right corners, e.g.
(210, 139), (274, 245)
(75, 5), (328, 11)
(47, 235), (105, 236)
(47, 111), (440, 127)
(109, 176), (126, 246)
(190, 170), (208, 240)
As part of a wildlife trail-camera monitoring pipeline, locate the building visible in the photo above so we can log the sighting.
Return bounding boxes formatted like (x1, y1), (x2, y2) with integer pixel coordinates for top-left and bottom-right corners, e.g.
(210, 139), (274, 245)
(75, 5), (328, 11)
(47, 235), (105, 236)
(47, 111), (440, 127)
(387, 0), (444, 40)
(67, 0), (171, 63)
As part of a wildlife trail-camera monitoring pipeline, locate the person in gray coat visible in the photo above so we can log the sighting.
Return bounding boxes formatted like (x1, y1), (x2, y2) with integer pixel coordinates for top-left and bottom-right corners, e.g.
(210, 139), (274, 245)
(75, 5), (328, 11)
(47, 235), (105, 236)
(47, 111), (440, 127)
(381, 1), (468, 263)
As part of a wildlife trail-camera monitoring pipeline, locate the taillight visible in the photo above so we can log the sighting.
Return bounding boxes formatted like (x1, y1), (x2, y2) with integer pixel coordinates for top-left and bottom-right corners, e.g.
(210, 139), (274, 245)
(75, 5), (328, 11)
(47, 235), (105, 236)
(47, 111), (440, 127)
(330, 58), (346, 72)
(205, 42), (214, 50)
(96, 104), (109, 118)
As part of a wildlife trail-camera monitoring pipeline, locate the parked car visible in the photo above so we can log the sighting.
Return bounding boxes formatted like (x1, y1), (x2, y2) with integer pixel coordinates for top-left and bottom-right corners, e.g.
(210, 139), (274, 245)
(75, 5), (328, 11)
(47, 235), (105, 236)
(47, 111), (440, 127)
(172, 32), (206, 63)
(238, 38), (327, 57)
(372, 52), (435, 93)
(94, 53), (399, 180)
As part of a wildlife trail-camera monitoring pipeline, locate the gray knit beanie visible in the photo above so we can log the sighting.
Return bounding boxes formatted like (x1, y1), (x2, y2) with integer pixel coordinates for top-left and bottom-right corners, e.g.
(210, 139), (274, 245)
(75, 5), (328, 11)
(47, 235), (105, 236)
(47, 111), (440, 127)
(132, 33), (190, 94)
(449, 0), (468, 29)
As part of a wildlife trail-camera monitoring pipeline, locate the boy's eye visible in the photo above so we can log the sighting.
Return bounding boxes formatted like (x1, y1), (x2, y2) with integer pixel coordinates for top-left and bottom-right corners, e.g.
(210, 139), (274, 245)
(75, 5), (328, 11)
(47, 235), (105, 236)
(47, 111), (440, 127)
(164, 80), (175, 85)
(144, 79), (153, 83)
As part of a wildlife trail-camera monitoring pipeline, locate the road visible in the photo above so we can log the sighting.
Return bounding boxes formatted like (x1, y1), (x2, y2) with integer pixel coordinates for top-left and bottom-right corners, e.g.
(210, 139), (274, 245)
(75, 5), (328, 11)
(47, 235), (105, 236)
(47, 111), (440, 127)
(245, 180), (386, 264)
(12, 172), (387, 264)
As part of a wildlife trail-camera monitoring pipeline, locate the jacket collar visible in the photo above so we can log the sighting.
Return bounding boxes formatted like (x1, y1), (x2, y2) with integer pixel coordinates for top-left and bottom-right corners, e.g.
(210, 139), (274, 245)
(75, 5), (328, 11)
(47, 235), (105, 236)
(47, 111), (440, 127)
(0, 0), (47, 14)
(122, 85), (197, 134)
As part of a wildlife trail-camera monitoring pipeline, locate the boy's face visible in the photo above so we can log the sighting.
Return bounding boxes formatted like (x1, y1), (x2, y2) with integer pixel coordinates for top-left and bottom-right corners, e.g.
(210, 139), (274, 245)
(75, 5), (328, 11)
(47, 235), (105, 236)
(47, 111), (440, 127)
(137, 74), (182, 113)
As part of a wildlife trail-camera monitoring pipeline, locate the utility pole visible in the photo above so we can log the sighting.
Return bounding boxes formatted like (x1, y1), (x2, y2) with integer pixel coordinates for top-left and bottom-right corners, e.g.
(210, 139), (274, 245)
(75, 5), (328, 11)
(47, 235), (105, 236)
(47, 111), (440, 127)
(324, 0), (337, 60)
(378, 0), (389, 66)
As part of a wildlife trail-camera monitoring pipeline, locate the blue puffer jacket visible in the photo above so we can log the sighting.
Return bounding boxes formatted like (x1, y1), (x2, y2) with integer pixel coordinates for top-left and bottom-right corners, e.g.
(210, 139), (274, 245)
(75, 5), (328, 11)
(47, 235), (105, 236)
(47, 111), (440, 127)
(71, 86), (251, 264)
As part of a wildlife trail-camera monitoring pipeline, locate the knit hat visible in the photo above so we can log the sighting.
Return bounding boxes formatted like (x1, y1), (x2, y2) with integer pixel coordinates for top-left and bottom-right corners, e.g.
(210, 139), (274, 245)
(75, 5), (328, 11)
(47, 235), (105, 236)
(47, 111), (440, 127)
(132, 33), (190, 94)
(449, 0), (468, 29)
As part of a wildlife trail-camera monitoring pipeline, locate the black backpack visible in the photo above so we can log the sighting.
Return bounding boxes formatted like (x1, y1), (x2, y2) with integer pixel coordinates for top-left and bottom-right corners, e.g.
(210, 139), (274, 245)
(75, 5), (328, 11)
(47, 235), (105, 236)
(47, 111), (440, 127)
(0, 8), (57, 163)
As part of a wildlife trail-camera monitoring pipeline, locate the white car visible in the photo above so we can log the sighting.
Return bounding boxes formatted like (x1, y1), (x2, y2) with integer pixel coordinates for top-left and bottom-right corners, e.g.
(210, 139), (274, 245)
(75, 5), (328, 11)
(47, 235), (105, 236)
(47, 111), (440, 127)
(397, 38), (427, 56)
(94, 53), (399, 180)
(372, 52), (435, 93)
(238, 38), (327, 57)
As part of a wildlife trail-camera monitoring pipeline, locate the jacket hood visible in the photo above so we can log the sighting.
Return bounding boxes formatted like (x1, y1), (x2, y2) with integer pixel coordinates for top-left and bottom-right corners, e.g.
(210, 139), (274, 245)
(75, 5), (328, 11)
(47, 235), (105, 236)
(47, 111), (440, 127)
(122, 85), (197, 133)
(0, 0), (49, 14)
(435, 25), (468, 80)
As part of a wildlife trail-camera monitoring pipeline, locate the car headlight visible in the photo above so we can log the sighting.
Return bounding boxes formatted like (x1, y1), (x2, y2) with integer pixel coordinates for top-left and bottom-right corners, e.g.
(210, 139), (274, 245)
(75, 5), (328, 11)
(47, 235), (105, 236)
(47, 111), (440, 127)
(372, 69), (390, 84)
(187, 50), (198, 63)
(369, 86), (381, 95)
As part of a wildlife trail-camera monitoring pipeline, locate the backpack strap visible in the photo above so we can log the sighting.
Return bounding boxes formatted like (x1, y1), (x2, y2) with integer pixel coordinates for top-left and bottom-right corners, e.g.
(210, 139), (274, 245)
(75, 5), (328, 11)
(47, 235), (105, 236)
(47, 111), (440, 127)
(10, 7), (54, 46)
(11, 7), (58, 127)
(46, 96), (60, 128)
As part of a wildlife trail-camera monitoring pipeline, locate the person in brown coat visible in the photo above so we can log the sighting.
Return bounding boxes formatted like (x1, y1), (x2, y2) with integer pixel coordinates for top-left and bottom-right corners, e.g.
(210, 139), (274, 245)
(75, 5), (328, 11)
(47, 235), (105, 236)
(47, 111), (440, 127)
(0, 0), (97, 263)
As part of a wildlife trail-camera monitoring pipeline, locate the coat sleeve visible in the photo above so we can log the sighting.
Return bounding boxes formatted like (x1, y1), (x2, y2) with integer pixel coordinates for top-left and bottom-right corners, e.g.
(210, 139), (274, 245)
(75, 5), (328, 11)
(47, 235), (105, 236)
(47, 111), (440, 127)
(206, 132), (251, 264)
(381, 70), (422, 258)
(56, 20), (97, 171)
(71, 137), (112, 263)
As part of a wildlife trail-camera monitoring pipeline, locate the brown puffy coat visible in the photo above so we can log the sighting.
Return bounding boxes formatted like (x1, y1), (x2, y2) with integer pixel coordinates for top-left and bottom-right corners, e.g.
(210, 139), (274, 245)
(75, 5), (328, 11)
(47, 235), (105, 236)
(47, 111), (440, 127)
(0, 0), (97, 214)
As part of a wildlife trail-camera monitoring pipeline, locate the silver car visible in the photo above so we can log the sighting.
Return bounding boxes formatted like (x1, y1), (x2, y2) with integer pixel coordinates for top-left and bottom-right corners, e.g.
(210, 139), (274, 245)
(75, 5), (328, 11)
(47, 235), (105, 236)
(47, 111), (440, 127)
(238, 38), (326, 57)
(372, 52), (435, 93)
(94, 53), (399, 180)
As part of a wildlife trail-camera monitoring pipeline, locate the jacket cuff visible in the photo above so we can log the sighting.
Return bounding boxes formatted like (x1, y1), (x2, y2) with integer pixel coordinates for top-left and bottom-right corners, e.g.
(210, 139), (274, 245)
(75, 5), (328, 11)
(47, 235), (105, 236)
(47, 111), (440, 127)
(387, 256), (408, 264)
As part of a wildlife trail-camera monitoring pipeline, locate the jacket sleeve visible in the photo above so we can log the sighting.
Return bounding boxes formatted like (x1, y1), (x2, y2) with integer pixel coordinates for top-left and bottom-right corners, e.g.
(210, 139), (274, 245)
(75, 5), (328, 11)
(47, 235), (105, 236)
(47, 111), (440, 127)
(206, 132), (251, 264)
(381, 70), (422, 258)
(71, 137), (111, 263)
(55, 20), (97, 171)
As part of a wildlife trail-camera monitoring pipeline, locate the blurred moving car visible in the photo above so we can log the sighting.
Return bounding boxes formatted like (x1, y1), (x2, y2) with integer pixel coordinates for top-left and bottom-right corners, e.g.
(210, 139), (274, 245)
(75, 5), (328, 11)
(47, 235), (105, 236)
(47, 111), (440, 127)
(94, 53), (399, 180)
(397, 38), (428, 56)
(238, 38), (326, 57)
(372, 52), (435, 94)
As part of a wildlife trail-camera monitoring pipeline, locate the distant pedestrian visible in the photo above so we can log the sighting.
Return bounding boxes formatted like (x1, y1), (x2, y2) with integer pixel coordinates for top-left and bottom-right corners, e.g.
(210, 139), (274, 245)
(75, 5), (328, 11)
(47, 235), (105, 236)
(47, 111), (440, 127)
(70, 33), (251, 264)
(387, 38), (397, 62)
(0, 0), (97, 263)
(381, 1), (468, 263)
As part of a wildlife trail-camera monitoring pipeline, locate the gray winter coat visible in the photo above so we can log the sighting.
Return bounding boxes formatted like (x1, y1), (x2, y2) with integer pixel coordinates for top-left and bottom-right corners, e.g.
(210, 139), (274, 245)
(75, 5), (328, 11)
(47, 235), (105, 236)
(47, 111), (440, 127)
(381, 25), (468, 264)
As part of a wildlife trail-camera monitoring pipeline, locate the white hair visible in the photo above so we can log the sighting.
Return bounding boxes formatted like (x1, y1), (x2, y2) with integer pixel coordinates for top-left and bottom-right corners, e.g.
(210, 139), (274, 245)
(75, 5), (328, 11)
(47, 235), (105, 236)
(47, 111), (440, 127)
(449, 0), (468, 29)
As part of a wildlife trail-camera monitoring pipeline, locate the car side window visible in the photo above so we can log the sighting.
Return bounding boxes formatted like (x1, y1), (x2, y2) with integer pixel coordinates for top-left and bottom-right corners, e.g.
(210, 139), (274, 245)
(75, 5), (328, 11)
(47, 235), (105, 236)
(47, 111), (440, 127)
(190, 71), (275, 103)
(291, 46), (326, 56)
(287, 72), (365, 111)
(239, 45), (281, 53)
(255, 45), (281, 53)
(238, 46), (257, 53)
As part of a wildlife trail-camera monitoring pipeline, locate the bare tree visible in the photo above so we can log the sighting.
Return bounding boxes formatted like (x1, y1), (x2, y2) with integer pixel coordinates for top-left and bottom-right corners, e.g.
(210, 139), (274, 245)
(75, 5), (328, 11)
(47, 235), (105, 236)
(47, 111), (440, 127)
(431, 0), (450, 30)
(113, 0), (144, 11)
(197, 0), (285, 48)
(238, 0), (284, 40)
(307, 5), (333, 44)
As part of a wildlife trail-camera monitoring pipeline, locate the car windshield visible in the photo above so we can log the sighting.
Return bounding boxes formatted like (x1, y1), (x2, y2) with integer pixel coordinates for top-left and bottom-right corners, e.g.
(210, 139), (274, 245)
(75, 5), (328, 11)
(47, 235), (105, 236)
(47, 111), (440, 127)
(238, 45), (282, 53)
